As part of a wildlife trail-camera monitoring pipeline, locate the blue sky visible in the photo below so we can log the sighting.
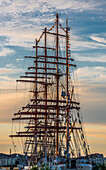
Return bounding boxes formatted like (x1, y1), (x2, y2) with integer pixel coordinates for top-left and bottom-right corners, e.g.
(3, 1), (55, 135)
(0, 0), (106, 155)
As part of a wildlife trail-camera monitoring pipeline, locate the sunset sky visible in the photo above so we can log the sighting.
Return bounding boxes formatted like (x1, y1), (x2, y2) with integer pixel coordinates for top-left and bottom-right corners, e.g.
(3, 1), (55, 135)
(0, 0), (106, 156)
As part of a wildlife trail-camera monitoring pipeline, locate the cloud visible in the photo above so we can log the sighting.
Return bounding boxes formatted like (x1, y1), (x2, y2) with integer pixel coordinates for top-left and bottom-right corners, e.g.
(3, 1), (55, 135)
(0, 75), (14, 81)
(0, 1), (105, 50)
(74, 54), (106, 63)
(0, 67), (22, 75)
(73, 66), (106, 125)
(0, 90), (30, 123)
(0, 0), (103, 15)
(90, 34), (106, 44)
(0, 28), (36, 48)
(0, 0), (40, 14)
(0, 47), (15, 56)
(5, 64), (16, 68)
(76, 66), (106, 84)
(0, 67), (24, 89)
(0, 0), (105, 49)
(0, 66), (31, 89)
(37, 0), (103, 12)
(16, 58), (23, 62)
(70, 33), (106, 51)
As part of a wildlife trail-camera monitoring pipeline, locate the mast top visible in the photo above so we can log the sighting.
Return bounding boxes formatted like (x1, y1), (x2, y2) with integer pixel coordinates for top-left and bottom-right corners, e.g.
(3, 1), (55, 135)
(56, 12), (59, 19)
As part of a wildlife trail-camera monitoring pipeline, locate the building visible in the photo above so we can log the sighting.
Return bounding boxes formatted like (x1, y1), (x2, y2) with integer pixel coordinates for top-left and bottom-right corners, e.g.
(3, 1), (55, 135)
(0, 153), (25, 167)
(89, 153), (104, 166)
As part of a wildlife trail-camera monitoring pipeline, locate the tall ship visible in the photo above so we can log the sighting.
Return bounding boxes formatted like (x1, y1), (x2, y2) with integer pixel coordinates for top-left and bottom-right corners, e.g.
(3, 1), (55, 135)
(10, 13), (91, 168)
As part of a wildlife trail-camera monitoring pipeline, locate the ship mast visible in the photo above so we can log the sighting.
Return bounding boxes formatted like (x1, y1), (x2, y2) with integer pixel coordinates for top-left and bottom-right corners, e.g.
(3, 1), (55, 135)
(66, 18), (69, 167)
(44, 27), (47, 164)
(35, 39), (38, 162)
(56, 12), (59, 155)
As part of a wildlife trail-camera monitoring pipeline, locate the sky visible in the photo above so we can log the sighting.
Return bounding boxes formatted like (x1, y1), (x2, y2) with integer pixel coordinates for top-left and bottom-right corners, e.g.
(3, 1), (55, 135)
(0, 0), (106, 156)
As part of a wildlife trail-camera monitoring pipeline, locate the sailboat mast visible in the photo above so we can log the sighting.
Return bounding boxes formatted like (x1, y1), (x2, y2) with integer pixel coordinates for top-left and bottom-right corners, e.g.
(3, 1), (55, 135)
(66, 18), (69, 162)
(44, 27), (47, 125)
(44, 27), (47, 162)
(35, 39), (38, 161)
(56, 13), (59, 155)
